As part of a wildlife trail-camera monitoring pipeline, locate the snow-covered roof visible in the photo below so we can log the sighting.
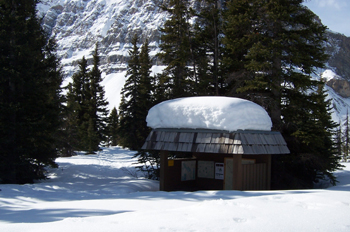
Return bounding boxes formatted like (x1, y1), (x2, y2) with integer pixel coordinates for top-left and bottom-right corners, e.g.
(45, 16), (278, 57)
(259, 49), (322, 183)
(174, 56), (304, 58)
(146, 96), (272, 132)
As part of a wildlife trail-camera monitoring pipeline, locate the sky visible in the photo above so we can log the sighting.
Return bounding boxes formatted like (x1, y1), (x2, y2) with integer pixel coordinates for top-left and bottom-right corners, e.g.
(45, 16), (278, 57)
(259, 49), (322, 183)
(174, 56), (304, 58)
(303, 0), (350, 37)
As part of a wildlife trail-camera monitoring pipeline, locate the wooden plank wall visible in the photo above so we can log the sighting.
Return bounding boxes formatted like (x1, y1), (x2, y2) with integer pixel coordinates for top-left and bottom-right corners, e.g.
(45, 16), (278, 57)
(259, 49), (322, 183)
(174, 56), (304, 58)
(242, 163), (267, 190)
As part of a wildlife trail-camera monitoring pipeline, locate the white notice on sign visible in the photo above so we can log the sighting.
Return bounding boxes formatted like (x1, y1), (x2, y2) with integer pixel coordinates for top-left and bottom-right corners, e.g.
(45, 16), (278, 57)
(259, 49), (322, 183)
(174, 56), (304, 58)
(181, 160), (196, 181)
(215, 163), (224, 180)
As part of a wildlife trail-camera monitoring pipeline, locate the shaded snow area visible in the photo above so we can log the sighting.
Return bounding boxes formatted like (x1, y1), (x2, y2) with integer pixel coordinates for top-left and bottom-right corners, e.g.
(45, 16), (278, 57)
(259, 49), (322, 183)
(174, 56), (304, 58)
(1, 147), (350, 232)
(146, 96), (273, 132)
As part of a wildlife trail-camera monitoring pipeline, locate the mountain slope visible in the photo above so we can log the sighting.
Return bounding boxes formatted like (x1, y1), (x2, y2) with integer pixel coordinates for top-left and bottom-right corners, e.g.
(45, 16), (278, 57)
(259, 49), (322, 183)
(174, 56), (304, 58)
(37, 0), (350, 123)
(38, 0), (166, 76)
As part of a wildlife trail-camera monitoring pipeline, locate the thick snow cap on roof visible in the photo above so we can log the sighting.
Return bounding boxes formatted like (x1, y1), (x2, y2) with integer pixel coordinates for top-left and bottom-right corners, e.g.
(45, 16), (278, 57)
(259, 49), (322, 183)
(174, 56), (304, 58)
(146, 96), (272, 131)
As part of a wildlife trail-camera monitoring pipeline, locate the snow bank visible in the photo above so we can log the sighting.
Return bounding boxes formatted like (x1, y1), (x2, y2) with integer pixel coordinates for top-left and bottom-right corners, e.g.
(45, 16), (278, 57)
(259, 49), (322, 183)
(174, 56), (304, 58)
(1, 147), (350, 232)
(146, 96), (272, 131)
(322, 69), (342, 81)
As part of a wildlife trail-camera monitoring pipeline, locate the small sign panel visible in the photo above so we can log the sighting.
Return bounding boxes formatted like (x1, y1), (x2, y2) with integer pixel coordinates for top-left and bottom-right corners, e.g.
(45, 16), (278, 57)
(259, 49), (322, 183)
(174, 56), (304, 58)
(168, 159), (174, 167)
(181, 160), (196, 181)
(215, 163), (224, 180)
(198, 161), (214, 179)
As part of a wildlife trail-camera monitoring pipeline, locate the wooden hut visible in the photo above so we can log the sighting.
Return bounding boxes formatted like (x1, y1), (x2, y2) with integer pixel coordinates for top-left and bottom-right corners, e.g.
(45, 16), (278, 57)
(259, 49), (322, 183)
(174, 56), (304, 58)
(141, 96), (290, 191)
(142, 129), (289, 191)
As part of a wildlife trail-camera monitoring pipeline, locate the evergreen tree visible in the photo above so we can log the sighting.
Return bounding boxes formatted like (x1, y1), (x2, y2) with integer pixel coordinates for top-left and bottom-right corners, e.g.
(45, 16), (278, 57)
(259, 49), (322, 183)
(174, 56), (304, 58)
(222, 0), (340, 187)
(59, 83), (79, 156)
(335, 123), (343, 161)
(71, 56), (91, 151)
(0, 0), (63, 183)
(118, 35), (154, 150)
(87, 44), (109, 152)
(342, 110), (350, 161)
(118, 35), (142, 149)
(157, 0), (194, 98)
(192, 0), (224, 95)
(138, 39), (153, 140)
(106, 107), (119, 146)
(65, 46), (109, 154)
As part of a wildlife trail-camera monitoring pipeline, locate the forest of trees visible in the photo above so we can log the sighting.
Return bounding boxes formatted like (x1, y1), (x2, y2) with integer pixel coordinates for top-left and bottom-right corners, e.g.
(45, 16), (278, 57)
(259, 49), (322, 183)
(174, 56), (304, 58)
(0, 0), (63, 183)
(0, 0), (343, 188)
(119, 0), (342, 188)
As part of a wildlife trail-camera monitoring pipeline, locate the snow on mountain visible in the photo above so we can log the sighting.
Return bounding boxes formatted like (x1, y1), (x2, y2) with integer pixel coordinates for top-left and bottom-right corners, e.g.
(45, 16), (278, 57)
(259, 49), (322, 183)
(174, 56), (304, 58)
(37, 0), (350, 125)
(38, 0), (166, 76)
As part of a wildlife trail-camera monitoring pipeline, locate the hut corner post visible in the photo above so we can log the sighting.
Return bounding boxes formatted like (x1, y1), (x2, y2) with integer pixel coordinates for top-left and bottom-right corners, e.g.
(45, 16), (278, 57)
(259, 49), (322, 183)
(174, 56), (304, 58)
(160, 150), (169, 191)
(232, 154), (243, 190)
(267, 154), (271, 190)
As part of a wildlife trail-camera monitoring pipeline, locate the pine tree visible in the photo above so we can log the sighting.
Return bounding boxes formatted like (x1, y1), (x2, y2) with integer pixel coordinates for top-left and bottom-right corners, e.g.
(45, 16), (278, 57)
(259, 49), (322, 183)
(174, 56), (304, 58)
(106, 107), (119, 146)
(138, 39), (153, 141)
(342, 110), (350, 161)
(71, 56), (90, 151)
(222, 0), (340, 188)
(87, 44), (109, 152)
(118, 35), (141, 149)
(60, 83), (79, 156)
(118, 35), (154, 150)
(65, 46), (109, 154)
(335, 123), (343, 161)
(192, 0), (224, 95)
(0, 0), (63, 183)
(157, 0), (194, 98)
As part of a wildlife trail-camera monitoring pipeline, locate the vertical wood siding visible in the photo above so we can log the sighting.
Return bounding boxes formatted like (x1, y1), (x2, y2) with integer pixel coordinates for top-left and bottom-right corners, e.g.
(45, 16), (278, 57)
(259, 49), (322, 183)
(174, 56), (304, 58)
(242, 163), (267, 190)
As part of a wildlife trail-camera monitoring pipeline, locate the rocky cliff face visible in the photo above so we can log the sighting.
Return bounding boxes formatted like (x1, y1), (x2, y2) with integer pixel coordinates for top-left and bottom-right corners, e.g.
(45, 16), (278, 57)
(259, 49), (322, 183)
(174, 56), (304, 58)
(38, 0), (167, 76)
(325, 32), (350, 81)
(37, 0), (350, 121)
(326, 78), (350, 98)
(38, 1), (350, 79)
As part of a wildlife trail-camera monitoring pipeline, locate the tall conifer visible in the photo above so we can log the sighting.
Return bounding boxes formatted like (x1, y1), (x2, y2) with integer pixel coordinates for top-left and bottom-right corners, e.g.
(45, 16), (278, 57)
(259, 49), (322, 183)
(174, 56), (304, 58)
(192, 0), (223, 95)
(222, 0), (340, 187)
(87, 45), (109, 152)
(118, 35), (153, 150)
(118, 35), (141, 149)
(157, 0), (194, 98)
(106, 107), (119, 146)
(0, 0), (63, 183)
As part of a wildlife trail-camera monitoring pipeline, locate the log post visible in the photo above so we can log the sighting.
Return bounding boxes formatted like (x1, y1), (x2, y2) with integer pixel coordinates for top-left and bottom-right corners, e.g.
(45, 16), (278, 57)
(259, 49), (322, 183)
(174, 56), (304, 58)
(232, 154), (243, 190)
(159, 150), (168, 191)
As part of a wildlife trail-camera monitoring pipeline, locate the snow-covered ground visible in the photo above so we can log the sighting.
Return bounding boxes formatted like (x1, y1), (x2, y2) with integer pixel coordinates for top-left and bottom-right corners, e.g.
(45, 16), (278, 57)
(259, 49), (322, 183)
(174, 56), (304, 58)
(1, 146), (350, 232)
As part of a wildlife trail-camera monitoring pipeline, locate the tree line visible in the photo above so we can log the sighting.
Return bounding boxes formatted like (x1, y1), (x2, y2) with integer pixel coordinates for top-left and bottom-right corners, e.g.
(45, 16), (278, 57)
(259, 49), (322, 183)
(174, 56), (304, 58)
(119, 0), (342, 188)
(0, 0), (342, 188)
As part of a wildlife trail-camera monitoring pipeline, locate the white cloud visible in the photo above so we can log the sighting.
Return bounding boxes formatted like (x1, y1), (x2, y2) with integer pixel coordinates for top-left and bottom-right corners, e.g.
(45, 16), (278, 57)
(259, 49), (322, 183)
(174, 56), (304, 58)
(314, 0), (347, 10)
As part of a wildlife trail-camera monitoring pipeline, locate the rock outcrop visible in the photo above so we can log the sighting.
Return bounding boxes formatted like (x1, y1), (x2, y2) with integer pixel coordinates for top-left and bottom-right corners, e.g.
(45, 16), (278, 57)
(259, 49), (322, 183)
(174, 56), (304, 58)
(326, 78), (350, 98)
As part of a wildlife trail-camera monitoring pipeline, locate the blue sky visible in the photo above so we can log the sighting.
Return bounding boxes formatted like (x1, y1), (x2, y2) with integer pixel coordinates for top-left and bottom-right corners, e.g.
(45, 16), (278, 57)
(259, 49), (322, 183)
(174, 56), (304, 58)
(303, 0), (350, 36)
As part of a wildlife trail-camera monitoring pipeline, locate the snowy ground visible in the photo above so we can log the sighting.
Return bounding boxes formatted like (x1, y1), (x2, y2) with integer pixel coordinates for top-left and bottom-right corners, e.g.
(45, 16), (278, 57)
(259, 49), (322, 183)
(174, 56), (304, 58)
(1, 147), (350, 232)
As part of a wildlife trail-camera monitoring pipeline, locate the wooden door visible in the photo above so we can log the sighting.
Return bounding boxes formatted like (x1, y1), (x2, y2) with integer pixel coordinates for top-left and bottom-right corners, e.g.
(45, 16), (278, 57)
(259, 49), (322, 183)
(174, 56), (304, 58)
(224, 158), (233, 190)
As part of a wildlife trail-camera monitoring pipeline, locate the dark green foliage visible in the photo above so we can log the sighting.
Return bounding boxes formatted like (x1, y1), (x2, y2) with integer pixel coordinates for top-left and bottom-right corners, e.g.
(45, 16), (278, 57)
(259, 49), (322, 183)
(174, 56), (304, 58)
(0, 0), (63, 183)
(134, 150), (160, 180)
(279, 85), (341, 188)
(157, 0), (194, 98)
(106, 107), (119, 146)
(86, 45), (109, 153)
(63, 45), (109, 154)
(59, 83), (79, 157)
(118, 35), (153, 150)
(222, 0), (340, 188)
(341, 110), (350, 161)
(192, 0), (224, 95)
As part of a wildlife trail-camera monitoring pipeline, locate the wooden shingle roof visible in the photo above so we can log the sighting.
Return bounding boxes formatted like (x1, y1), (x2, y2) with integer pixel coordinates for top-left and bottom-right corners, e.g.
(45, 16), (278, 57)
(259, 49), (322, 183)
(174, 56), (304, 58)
(142, 129), (290, 155)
